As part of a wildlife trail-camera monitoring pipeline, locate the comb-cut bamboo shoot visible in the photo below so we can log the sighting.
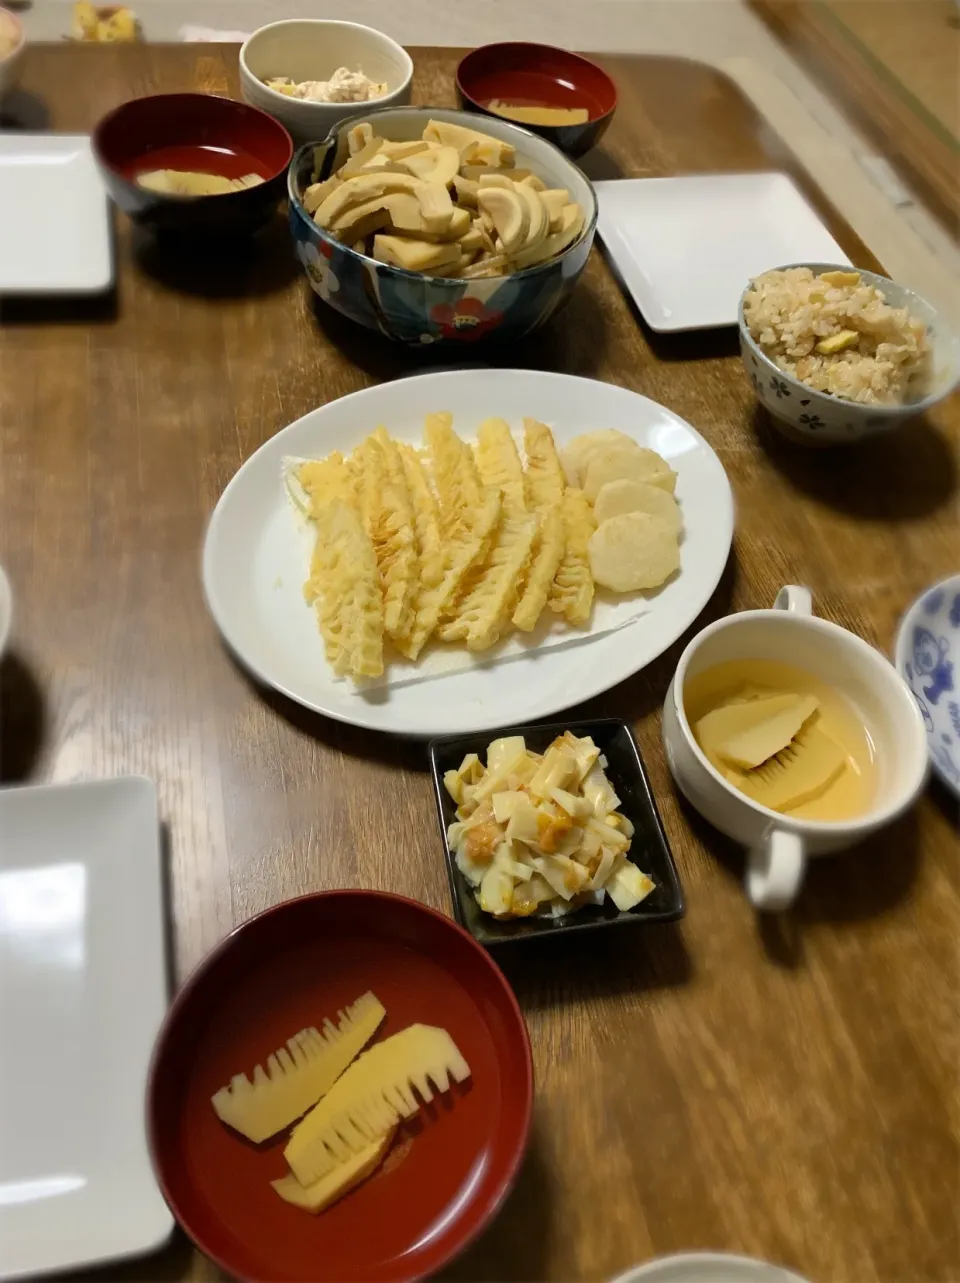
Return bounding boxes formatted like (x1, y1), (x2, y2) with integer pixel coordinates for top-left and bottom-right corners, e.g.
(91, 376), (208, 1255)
(211, 992), (386, 1143)
(284, 1024), (470, 1186)
(737, 723), (846, 812)
(271, 1127), (396, 1213)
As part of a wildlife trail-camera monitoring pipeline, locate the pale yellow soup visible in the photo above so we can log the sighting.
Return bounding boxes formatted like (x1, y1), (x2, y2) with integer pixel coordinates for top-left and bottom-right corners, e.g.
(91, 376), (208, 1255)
(683, 658), (877, 822)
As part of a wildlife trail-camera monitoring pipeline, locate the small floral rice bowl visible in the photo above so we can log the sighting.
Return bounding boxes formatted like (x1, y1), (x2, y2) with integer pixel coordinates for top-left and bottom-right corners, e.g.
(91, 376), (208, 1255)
(738, 262), (960, 444)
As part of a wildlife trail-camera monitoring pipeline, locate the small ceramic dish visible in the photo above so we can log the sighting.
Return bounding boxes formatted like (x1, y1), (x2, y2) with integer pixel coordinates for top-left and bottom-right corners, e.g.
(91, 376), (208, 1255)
(0, 6), (25, 99)
(894, 574), (960, 796)
(738, 262), (960, 444)
(239, 20), (413, 145)
(288, 105), (597, 345)
(93, 93), (292, 238)
(455, 42), (616, 158)
(148, 890), (532, 1283)
(429, 718), (684, 946)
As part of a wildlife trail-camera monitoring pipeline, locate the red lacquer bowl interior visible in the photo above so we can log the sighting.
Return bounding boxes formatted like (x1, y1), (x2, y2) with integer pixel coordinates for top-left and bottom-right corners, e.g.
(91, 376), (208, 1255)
(148, 891), (533, 1283)
(94, 92), (293, 184)
(457, 42), (617, 122)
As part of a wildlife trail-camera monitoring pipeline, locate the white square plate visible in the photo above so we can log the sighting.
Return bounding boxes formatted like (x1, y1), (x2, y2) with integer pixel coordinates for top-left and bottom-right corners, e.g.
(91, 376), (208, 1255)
(595, 172), (850, 332)
(0, 777), (172, 1279)
(0, 134), (112, 294)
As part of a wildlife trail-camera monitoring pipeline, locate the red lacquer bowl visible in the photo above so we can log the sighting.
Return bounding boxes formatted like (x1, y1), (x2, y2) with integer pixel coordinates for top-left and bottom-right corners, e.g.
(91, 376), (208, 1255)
(148, 890), (533, 1283)
(456, 42), (617, 158)
(93, 92), (293, 236)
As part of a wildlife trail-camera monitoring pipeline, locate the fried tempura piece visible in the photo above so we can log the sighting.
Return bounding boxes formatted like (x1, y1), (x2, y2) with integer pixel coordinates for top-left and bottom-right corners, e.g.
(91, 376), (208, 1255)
(297, 452), (358, 514)
(397, 442), (444, 589)
(522, 418), (565, 511)
(438, 508), (538, 651)
(548, 487), (595, 626)
(475, 419), (526, 519)
(511, 419), (568, 631)
(396, 489), (502, 661)
(354, 437), (417, 645)
(305, 500), (383, 679)
(512, 502), (565, 631)
(425, 413), (483, 537)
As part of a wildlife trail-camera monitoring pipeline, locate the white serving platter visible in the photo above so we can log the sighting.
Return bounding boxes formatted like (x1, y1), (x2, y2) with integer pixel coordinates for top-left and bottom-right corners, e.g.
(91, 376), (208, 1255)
(203, 369), (734, 736)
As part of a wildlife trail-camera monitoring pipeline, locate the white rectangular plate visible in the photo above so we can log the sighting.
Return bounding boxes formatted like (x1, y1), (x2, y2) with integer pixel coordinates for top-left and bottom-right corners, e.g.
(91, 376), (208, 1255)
(0, 134), (112, 294)
(595, 172), (850, 332)
(0, 777), (172, 1279)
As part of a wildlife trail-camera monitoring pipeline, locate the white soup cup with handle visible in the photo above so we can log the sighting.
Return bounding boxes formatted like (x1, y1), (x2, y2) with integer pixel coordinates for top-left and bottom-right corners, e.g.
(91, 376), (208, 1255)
(661, 585), (929, 910)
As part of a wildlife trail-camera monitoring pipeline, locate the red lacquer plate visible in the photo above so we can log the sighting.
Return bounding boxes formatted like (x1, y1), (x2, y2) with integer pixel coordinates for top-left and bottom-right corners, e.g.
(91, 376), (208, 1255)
(148, 891), (533, 1283)
(456, 42), (617, 157)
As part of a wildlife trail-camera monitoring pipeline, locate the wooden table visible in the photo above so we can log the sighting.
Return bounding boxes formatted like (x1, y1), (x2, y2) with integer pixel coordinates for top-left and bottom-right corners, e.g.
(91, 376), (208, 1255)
(2, 44), (959, 1283)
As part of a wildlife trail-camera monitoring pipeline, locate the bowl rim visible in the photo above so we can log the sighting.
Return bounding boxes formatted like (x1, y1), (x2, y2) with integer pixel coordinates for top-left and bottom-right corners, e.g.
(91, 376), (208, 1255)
(239, 18), (414, 111)
(146, 886), (534, 1283)
(893, 572), (960, 798)
(287, 104), (599, 286)
(455, 40), (618, 125)
(0, 5), (24, 63)
(737, 260), (959, 417)
(91, 91), (294, 191)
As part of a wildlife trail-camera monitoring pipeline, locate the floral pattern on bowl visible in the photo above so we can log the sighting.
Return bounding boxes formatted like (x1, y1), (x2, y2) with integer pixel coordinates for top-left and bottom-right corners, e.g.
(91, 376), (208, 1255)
(287, 105), (597, 347)
(737, 262), (960, 445)
(894, 574), (960, 796)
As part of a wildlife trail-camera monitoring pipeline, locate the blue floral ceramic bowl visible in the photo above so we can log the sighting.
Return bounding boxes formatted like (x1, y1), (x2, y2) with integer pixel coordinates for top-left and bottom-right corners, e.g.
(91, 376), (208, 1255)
(738, 263), (960, 445)
(287, 106), (597, 346)
(895, 574), (960, 797)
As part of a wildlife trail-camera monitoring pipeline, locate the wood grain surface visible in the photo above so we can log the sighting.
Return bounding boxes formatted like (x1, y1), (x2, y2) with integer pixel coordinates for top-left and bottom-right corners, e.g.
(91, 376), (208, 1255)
(2, 44), (959, 1283)
(749, 0), (960, 231)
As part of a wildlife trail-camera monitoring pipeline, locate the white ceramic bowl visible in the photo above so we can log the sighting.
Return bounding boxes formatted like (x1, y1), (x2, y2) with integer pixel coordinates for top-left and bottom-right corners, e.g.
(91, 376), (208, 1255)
(0, 564), (12, 658)
(239, 20), (413, 144)
(0, 7), (25, 100)
(894, 574), (960, 796)
(611, 1252), (811, 1283)
(738, 262), (960, 445)
(662, 585), (929, 910)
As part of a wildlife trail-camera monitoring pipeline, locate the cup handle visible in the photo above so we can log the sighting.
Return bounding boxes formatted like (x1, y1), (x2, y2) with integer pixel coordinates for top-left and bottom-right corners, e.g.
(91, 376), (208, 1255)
(774, 584), (813, 615)
(746, 827), (806, 911)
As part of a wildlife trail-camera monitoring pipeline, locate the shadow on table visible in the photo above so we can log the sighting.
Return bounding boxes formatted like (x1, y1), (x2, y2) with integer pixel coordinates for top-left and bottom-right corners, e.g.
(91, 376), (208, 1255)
(133, 211), (300, 300)
(64, 1228), (221, 1283)
(0, 88), (49, 131)
(309, 275), (612, 382)
(437, 1121), (552, 1283)
(679, 791), (922, 969)
(496, 917), (692, 1008)
(251, 671), (430, 773)
(579, 146), (626, 184)
(1, 285), (118, 327)
(752, 405), (958, 521)
(0, 651), (45, 782)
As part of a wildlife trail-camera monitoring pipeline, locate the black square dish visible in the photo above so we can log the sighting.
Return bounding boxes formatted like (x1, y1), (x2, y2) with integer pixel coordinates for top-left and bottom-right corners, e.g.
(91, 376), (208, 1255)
(429, 719), (685, 946)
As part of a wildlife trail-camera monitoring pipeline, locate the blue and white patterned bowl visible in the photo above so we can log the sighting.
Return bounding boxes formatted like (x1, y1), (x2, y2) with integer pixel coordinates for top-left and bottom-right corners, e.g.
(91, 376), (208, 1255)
(895, 574), (960, 796)
(738, 263), (960, 445)
(287, 106), (597, 346)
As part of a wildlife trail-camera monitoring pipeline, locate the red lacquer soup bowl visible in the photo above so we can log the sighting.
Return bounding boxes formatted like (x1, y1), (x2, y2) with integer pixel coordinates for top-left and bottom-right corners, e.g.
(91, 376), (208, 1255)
(93, 92), (292, 236)
(456, 42), (617, 158)
(148, 890), (533, 1283)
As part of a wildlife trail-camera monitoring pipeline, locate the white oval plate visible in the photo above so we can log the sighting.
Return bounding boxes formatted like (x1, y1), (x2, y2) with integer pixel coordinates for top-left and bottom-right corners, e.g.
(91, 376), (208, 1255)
(202, 370), (734, 736)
